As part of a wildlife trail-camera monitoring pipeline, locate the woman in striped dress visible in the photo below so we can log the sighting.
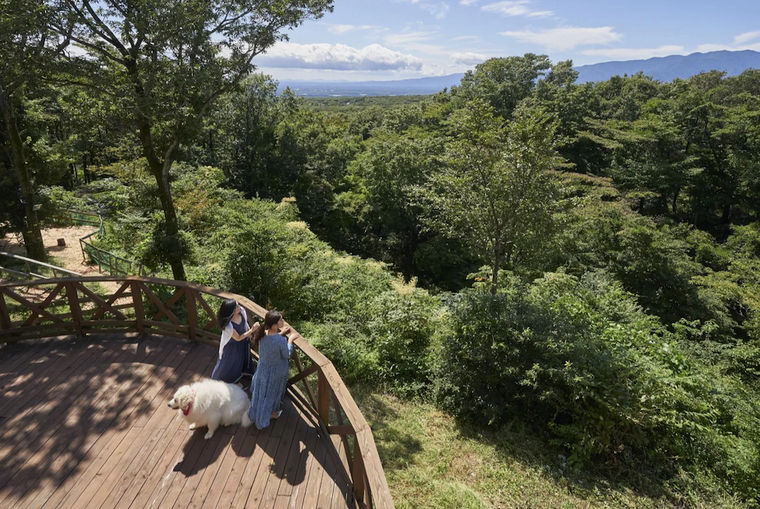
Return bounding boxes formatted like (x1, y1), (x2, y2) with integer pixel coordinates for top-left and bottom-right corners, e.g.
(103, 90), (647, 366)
(247, 310), (294, 429)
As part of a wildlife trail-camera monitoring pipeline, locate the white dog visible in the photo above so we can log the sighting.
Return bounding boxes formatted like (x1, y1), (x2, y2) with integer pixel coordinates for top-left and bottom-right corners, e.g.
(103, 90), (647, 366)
(168, 378), (252, 439)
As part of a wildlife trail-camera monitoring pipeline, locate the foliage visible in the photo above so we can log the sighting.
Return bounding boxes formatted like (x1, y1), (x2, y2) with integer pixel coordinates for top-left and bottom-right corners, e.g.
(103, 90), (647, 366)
(433, 271), (760, 501)
(415, 99), (560, 291)
(36, 185), (90, 221)
(355, 388), (745, 509)
(54, 0), (334, 280)
(453, 54), (552, 118)
(0, 0), (71, 258)
(364, 286), (441, 393)
(6, 35), (760, 505)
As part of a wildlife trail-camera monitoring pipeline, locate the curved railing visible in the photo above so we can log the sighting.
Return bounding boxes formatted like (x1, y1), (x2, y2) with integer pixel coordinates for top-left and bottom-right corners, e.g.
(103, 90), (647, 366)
(51, 209), (146, 276)
(0, 275), (394, 509)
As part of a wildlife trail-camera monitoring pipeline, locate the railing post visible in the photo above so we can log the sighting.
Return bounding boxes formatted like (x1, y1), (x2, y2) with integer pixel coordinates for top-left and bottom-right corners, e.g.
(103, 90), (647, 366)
(131, 281), (145, 337)
(0, 289), (10, 330)
(352, 448), (367, 507)
(318, 370), (330, 426)
(186, 287), (197, 342)
(65, 281), (84, 338)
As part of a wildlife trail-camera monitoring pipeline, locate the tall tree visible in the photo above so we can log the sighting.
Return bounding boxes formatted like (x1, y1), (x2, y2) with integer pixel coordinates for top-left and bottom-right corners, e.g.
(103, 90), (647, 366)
(454, 54), (552, 119)
(55, 0), (332, 280)
(340, 127), (442, 278)
(417, 100), (561, 292)
(0, 0), (69, 260)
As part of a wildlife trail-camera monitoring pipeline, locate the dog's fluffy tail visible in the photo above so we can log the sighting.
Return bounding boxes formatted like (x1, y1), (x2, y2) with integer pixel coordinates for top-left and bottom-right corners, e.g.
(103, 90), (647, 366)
(241, 410), (252, 428)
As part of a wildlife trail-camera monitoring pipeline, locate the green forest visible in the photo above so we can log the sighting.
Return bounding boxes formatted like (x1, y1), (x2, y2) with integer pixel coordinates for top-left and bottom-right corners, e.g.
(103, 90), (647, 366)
(2, 1), (760, 507)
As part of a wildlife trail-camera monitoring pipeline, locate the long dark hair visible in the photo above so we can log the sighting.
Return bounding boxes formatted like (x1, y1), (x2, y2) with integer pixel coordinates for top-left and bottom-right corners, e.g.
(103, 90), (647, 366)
(217, 299), (237, 329)
(252, 309), (282, 347)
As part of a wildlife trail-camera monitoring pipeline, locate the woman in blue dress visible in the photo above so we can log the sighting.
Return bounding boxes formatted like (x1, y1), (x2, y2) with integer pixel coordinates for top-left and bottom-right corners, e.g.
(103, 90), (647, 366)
(211, 299), (259, 383)
(247, 310), (294, 429)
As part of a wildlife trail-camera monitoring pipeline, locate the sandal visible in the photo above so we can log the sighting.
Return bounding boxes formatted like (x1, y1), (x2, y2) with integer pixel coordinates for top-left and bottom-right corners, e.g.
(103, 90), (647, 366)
(271, 410), (282, 420)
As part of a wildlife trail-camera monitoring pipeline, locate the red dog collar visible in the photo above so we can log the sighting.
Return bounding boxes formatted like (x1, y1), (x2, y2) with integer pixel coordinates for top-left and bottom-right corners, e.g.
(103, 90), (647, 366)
(182, 388), (196, 415)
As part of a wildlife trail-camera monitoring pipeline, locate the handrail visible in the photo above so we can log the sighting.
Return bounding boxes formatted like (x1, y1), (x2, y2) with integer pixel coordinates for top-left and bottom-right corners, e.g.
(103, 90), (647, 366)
(0, 251), (84, 279)
(0, 275), (394, 509)
(80, 232), (145, 276)
(52, 209), (101, 228)
(51, 209), (145, 276)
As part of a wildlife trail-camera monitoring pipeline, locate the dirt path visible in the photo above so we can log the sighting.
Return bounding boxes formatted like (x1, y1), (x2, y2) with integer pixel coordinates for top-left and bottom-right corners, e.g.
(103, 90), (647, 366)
(1, 226), (122, 293)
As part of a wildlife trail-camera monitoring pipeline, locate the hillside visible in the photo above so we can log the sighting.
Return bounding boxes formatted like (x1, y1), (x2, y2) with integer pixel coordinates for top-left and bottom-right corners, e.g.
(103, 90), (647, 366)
(574, 49), (760, 83)
(276, 50), (760, 96)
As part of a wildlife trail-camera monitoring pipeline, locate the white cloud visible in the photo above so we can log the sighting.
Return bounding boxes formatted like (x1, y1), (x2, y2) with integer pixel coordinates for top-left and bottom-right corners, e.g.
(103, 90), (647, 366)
(501, 26), (621, 51)
(328, 24), (383, 35)
(420, 2), (449, 19)
(692, 31), (760, 54)
(384, 31), (437, 46)
(696, 43), (734, 52)
(734, 30), (760, 44)
(697, 41), (760, 53)
(396, 0), (450, 19)
(257, 42), (423, 71)
(451, 35), (480, 42)
(383, 30), (445, 53)
(451, 51), (488, 64)
(582, 45), (686, 60)
(460, 0), (478, 4)
(482, 1), (552, 18)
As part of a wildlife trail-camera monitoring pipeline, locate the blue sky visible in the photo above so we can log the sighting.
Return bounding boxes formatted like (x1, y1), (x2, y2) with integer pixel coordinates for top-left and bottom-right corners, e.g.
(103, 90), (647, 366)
(254, 0), (760, 81)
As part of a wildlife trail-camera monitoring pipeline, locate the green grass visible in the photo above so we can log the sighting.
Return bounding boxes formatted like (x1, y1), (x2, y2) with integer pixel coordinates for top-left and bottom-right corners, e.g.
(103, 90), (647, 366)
(351, 388), (745, 509)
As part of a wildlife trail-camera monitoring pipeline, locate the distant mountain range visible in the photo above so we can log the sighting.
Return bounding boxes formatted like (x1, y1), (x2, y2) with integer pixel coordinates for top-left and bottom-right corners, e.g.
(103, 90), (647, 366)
(574, 50), (760, 83)
(277, 49), (760, 97)
(277, 74), (463, 97)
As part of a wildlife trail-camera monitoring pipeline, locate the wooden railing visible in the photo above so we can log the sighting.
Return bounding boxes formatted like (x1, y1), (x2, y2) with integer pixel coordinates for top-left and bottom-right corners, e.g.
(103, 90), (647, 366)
(0, 275), (394, 509)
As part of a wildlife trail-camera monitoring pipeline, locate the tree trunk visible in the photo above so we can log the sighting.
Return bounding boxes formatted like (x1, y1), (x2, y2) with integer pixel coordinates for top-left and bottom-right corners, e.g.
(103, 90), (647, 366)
(146, 155), (186, 281)
(133, 121), (185, 281)
(721, 202), (731, 225)
(491, 241), (501, 295)
(128, 59), (186, 281)
(0, 89), (46, 261)
(83, 152), (90, 184)
(671, 187), (680, 216)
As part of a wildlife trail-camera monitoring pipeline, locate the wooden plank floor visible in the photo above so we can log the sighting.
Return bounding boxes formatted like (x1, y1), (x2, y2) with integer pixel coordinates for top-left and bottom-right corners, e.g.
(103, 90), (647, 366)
(0, 334), (353, 509)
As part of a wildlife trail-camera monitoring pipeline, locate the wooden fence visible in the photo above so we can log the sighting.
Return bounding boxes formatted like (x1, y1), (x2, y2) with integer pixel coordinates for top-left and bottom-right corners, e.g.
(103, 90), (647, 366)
(0, 275), (394, 509)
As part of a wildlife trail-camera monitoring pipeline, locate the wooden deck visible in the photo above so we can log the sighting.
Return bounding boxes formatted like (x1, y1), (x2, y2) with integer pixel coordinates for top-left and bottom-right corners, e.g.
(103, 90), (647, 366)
(0, 334), (353, 509)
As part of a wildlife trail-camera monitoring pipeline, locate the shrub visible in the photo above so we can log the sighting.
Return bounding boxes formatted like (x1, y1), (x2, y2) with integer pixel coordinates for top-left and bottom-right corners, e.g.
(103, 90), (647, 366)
(365, 286), (441, 393)
(433, 270), (760, 500)
(296, 321), (379, 385)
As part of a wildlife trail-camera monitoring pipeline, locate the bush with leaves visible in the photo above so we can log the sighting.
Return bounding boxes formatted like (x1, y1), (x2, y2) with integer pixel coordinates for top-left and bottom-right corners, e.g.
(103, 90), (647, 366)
(37, 185), (91, 223)
(364, 286), (441, 393)
(432, 270), (760, 501)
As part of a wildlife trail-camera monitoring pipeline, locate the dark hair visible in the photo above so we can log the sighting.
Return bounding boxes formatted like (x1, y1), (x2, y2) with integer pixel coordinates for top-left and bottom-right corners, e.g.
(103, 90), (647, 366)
(217, 299), (237, 329)
(252, 309), (282, 347)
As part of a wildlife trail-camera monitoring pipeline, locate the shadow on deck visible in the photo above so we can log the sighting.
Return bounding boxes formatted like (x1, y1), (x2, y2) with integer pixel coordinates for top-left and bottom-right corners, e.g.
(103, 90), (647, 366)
(0, 334), (352, 509)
